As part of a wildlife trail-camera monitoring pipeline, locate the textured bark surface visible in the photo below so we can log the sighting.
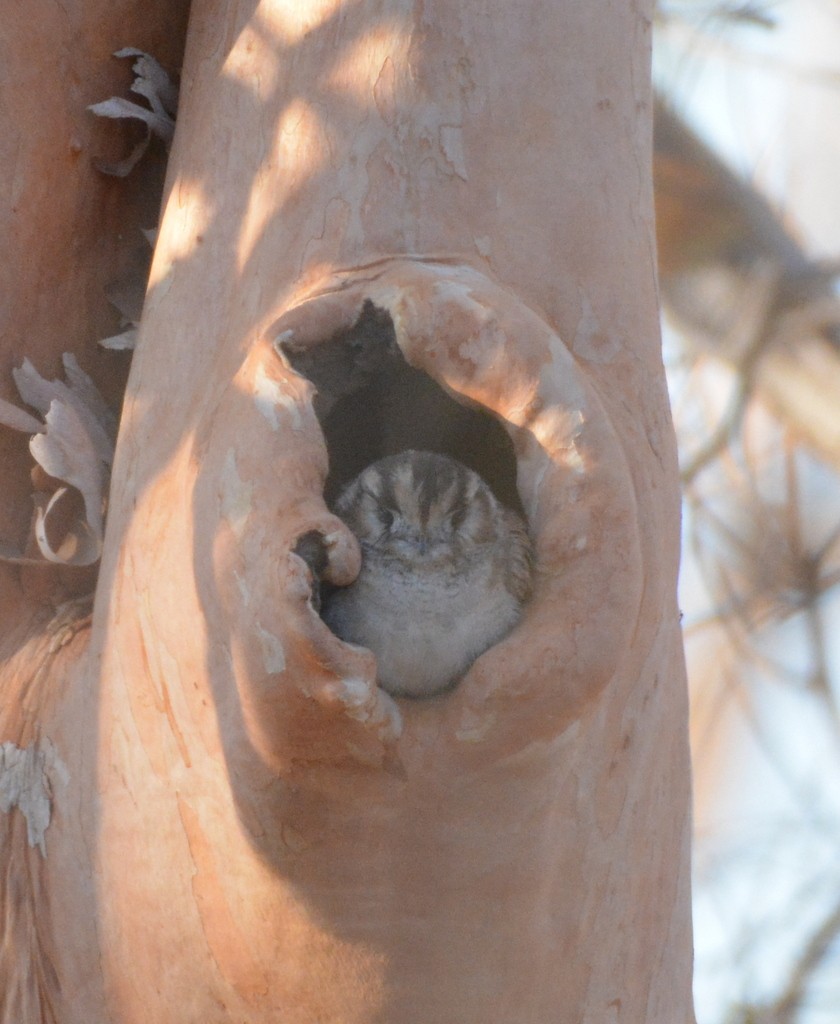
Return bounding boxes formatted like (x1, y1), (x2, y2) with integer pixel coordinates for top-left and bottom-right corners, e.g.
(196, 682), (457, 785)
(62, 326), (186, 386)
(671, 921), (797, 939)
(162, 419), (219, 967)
(1, 1), (694, 1022)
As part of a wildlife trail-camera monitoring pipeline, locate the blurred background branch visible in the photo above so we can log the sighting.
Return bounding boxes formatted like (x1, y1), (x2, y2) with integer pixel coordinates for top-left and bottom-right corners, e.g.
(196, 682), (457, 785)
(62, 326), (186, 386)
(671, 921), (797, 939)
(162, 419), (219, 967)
(652, 2), (840, 1020)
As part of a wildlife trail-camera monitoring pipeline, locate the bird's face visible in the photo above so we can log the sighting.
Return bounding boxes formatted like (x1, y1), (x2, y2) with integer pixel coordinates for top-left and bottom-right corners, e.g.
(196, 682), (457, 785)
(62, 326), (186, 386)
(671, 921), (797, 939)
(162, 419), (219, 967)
(335, 451), (497, 566)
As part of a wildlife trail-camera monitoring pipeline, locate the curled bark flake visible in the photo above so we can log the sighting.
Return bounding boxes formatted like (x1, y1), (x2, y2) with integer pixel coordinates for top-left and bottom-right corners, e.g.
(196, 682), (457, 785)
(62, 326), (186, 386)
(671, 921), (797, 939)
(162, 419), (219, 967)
(12, 358), (61, 418)
(92, 133), (153, 179)
(88, 96), (174, 145)
(114, 47), (179, 117)
(0, 398), (44, 435)
(0, 740), (68, 857)
(88, 49), (179, 177)
(30, 401), (106, 549)
(34, 487), (102, 567)
(0, 356), (115, 567)
(13, 357), (115, 466)
(98, 327), (139, 351)
(61, 354), (117, 445)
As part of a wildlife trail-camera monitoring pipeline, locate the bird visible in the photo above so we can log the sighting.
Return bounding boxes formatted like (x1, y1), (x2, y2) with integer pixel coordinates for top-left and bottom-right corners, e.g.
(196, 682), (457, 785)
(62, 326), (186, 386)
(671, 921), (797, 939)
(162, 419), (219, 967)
(322, 450), (533, 698)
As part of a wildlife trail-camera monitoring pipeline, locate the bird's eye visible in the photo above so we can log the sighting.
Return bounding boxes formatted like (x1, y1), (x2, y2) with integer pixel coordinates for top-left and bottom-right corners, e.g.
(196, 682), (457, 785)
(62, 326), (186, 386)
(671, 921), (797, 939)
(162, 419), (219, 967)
(377, 507), (395, 528)
(450, 507), (468, 530)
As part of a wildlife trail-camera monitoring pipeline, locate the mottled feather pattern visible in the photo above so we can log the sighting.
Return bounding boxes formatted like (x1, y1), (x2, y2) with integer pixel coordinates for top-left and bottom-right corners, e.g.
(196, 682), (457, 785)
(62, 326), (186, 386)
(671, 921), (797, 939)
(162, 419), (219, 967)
(324, 451), (533, 697)
(502, 506), (534, 605)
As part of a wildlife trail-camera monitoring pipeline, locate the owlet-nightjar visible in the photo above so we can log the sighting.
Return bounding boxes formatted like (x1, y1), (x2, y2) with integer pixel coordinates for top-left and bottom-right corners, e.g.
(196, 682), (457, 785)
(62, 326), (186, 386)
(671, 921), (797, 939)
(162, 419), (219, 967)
(322, 450), (533, 698)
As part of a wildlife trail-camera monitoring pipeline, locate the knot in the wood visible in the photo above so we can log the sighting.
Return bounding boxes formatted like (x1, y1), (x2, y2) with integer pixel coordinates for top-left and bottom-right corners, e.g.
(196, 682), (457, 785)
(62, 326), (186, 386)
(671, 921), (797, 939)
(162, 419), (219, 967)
(243, 257), (645, 774)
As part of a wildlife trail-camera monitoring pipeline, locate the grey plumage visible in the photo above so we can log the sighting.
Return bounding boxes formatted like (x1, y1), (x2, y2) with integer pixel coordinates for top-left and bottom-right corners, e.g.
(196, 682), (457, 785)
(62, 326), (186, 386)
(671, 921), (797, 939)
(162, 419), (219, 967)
(323, 451), (533, 698)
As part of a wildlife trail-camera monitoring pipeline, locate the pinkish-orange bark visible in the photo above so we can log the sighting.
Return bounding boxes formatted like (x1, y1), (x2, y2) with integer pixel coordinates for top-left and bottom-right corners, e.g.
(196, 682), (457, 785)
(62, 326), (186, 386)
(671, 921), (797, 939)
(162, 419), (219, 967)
(1, 1), (694, 1022)
(0, 4), (189, 1020)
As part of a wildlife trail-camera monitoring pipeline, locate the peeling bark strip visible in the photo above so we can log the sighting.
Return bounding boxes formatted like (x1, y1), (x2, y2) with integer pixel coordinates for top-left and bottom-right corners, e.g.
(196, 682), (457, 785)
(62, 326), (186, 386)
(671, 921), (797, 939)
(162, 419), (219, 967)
(0, 355), (116, 567)
(88, 48), (179, 178)
(0, 740), (67, 856)
(0, 736), (69, 1023)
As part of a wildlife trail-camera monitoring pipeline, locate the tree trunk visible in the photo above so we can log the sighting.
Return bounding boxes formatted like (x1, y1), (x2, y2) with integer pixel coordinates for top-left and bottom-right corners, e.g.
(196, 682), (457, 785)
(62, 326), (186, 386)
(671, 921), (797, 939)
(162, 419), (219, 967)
(1, 1), (695, 1022)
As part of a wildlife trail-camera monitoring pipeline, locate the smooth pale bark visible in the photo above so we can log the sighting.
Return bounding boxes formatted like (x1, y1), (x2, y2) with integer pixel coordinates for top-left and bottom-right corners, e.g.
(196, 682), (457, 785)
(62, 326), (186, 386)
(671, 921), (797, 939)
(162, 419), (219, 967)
(2, 1), (694, 1022)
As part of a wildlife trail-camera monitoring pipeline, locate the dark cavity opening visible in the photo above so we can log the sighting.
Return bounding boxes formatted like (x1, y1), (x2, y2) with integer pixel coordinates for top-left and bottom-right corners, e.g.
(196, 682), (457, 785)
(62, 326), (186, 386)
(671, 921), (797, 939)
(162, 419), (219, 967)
(279, 300), (523, 514)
